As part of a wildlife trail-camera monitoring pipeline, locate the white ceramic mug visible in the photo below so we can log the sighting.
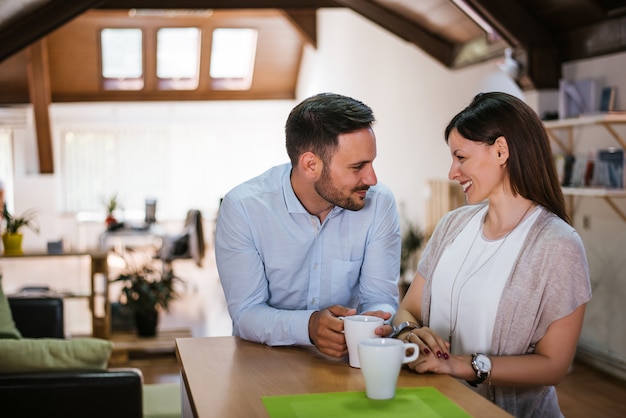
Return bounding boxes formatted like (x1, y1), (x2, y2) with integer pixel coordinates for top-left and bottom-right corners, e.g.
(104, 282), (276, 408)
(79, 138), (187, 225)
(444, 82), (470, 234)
(358, 338), (419, 400)
(342, 315), (384, 368)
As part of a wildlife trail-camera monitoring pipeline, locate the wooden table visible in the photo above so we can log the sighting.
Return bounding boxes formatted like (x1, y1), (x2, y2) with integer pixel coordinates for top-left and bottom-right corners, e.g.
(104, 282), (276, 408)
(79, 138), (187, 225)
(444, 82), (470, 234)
(109, 327), (192, 365)
(99, 224), (164, 251)
(176, 336), (512, 418)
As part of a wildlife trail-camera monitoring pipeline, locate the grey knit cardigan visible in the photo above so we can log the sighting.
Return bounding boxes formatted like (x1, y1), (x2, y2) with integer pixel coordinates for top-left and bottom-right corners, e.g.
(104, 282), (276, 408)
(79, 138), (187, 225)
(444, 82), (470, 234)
(419, 203), (592, 418)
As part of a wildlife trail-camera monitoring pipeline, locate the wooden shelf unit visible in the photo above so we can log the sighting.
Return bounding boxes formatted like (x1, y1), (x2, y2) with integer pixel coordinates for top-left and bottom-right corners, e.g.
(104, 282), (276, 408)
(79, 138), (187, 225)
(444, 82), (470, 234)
(0, 251), (111, 339)
(544, 114), (626, 223)
(562, 188), (626, 223)
(543, 113), (626, 154)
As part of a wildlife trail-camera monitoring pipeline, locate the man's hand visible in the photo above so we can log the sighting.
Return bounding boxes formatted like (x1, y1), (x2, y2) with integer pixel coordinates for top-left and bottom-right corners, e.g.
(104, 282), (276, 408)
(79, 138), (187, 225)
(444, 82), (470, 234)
(359, 310), (393, 336)
(308, 305), (356, 358)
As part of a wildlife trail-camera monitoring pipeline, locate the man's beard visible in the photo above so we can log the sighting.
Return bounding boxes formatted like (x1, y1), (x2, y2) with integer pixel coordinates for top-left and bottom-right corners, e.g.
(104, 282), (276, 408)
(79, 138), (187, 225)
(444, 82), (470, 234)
(314, 167), (368, 211)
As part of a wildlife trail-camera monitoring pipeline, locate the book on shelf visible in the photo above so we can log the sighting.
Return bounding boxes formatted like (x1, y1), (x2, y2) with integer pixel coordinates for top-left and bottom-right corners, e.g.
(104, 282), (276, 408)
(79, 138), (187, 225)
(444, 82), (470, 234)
(599, 86), (616, 112)
(559, 79), (596, 118)
(555, 149), (624, 190)
(596, 148), (624, 189)
(556, 81), (622, 119)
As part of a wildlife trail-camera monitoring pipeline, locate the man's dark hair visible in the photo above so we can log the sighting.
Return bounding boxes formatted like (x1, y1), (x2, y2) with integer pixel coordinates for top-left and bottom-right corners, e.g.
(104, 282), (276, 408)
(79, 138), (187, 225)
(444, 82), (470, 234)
(285, 93), (375, 166)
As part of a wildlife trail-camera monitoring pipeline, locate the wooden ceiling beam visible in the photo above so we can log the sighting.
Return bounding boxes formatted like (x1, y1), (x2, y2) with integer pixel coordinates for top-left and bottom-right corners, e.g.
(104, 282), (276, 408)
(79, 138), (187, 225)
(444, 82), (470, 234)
(283, 9), (317, 48)
(332, 0), (455, 66)
(561, 16), (626, 61)
(0, 0), (108, 63)
(26, 39), (54, 174)
(466, 0), (560, 89)
(465, 0), (554, 47)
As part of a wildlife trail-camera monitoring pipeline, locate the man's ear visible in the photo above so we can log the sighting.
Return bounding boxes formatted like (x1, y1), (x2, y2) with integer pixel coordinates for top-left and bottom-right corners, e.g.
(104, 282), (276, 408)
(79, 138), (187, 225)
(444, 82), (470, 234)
(299, 151), (323, 179)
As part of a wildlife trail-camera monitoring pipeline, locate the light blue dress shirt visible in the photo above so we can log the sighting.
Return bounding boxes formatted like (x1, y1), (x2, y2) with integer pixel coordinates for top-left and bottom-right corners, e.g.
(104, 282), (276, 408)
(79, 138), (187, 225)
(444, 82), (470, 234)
(215, 163), (401, 347)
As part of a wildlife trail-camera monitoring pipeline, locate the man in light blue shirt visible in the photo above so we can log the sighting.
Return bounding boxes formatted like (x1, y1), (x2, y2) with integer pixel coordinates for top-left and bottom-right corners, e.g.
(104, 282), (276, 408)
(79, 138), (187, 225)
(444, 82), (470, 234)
(215, 93), (401, 359)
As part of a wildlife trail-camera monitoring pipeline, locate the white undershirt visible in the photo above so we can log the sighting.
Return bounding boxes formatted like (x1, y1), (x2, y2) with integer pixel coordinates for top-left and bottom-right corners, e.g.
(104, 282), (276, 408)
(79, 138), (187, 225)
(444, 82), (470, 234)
(430, 205), (541, 355)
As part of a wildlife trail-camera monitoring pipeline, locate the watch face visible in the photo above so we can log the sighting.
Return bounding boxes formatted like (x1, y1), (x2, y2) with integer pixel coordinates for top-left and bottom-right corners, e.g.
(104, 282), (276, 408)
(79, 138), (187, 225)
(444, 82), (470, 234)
(476, 354), (491, 371)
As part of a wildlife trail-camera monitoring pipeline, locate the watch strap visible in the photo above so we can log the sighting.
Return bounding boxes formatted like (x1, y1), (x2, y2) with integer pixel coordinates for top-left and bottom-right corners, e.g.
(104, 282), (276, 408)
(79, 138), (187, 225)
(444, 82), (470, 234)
(468, 353), (490, 387)
(389, 321), (420, 338)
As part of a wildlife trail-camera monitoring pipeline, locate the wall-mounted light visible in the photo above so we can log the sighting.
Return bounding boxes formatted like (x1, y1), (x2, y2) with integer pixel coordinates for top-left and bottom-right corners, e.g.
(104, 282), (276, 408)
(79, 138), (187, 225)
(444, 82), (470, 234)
(498, 48), (521, 79)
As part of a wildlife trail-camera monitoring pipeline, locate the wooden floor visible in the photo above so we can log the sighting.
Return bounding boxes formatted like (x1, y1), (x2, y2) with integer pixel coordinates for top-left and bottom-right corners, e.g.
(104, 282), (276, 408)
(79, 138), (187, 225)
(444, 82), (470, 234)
(556, 361), (626, 418)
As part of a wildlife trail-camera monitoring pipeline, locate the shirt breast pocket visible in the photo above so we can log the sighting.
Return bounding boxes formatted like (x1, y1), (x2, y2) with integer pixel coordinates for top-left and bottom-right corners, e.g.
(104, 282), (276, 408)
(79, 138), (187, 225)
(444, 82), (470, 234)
(331, 259), (362, 303)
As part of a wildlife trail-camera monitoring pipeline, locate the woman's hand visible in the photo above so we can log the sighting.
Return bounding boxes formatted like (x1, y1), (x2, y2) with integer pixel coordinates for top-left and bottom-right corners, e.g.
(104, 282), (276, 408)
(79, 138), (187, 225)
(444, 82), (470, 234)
(403, 326), (451, 363)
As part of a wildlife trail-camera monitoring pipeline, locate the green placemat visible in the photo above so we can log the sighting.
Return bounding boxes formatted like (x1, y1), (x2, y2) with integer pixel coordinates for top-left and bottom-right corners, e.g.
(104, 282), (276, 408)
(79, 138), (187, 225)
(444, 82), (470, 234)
(262, 387), (471, 417)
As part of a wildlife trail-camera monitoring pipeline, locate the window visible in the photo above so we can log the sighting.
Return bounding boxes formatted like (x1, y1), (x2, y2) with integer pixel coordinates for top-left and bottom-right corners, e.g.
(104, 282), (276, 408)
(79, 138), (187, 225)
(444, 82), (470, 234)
(157, 27), (201, 90)
(210, 28), (258, 91)
(101, 28), (144, 90)
(99, 26), (260, 92)
(61, 127), (169, 217)
(0, 129), (14, 212)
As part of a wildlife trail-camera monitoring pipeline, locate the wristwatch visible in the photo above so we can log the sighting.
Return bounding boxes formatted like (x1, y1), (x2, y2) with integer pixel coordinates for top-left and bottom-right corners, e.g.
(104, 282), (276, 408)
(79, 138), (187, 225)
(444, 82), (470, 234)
(468, 353), (492, 387)
(389, 321), (420, 338)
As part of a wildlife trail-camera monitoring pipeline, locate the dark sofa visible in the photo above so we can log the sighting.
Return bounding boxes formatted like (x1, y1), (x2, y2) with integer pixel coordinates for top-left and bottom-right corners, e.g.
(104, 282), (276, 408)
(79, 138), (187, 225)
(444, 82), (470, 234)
(0, 294), (144, 418)
(7, 293), (64, 338)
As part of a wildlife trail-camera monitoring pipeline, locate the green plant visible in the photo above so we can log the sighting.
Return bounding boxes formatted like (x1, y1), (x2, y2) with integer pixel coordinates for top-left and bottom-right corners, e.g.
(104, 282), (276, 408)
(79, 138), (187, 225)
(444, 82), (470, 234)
(112, 255), (181, 316)
(400, 220), (424, 276)
(2, 204), (40, 235)
(101, 194), (119, 215)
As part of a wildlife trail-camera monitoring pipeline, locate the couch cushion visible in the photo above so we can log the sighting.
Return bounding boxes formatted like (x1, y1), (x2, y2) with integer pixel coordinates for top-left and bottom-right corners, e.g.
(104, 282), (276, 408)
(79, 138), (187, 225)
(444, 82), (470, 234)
(0, 337), (112, 373)
(0, 275), (21, 339)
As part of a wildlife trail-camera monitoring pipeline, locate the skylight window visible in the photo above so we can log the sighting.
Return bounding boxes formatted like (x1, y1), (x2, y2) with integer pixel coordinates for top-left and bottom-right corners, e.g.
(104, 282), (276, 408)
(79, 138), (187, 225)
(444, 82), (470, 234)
(157, 27), (201, 90)
(100, 28), (144, 90)
(210, 28), (258, 90)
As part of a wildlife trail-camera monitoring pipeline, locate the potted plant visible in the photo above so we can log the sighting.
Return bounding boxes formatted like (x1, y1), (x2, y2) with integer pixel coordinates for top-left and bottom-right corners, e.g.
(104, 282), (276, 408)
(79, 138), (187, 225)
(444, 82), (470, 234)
(1, 204), (40, 255)
(399, 219), (425, 293)
(111, 253), (181, 337)
(101, 193), (120, 229)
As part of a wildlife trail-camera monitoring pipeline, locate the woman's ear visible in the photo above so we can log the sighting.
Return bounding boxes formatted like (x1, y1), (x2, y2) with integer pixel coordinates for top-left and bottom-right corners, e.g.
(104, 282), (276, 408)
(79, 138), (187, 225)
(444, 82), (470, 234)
(494, 136), (509, 165)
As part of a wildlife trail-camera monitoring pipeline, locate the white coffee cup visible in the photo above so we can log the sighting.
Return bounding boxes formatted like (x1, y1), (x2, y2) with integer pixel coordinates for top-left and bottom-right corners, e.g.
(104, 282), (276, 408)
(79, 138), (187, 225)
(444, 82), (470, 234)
(342, 315), (384, 368)
(358, 338), (419, 400)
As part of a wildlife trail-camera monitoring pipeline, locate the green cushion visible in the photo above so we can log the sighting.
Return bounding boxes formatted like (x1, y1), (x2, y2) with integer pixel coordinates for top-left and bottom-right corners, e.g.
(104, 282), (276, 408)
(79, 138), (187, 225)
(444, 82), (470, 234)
(143, 383), (182, 418)
(0, 275), (21, 339)
(0, 337), (112, 373)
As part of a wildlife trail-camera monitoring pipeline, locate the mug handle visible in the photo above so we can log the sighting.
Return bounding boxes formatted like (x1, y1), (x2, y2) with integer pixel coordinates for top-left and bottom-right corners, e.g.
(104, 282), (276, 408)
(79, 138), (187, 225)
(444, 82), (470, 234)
(402, 342), (420, 363)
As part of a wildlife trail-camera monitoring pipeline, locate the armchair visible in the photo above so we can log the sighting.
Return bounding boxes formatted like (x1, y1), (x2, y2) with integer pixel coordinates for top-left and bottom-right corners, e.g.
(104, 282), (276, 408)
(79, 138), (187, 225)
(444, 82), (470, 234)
(7, 291), (64, 338)
(0, 369), (143, 418)
(0, 293), (144, 418)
